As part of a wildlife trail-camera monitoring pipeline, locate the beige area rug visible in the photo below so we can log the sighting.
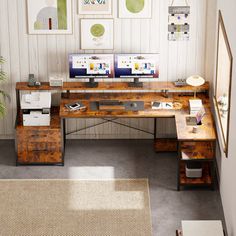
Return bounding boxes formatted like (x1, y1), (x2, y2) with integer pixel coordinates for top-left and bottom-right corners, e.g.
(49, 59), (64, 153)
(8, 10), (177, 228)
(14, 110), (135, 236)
(0, 179), (152, 236)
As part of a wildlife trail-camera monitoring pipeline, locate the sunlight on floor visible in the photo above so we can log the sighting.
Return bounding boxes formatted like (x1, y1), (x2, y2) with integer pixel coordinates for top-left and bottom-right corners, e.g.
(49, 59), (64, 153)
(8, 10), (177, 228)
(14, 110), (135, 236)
(68, 180), (145, 210)
(68, 166), (115, 179)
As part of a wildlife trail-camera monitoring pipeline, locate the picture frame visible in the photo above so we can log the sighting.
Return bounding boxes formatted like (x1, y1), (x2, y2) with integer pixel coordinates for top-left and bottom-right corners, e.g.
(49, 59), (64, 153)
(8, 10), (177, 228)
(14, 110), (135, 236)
(119, 0), (152, 19)
(80, 19), (114, 50)
(78, 0), (112, 15)
(214, 10), (233, 157)
(27, 0), (72, 34)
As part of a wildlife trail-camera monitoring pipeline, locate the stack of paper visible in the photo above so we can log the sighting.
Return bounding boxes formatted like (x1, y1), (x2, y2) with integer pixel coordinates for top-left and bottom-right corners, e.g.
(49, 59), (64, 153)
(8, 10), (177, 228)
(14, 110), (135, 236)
(189, 99), (203, 115)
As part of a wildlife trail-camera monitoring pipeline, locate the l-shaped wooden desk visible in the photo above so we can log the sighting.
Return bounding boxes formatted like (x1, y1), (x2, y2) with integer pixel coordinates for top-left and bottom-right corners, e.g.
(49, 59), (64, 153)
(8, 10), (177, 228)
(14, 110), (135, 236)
(15, 82), (216, 190)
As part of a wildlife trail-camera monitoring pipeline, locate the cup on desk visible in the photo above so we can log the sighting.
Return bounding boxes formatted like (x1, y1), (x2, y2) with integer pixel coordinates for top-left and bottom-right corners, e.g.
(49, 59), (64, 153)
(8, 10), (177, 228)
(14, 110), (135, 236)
(192, 126), (198, 133)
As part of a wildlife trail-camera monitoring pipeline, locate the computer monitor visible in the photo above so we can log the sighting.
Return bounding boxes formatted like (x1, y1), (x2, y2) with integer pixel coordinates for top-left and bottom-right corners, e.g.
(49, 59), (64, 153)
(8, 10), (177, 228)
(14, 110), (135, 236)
(69, 54), (114, 87)
(114, 54), (159, 87)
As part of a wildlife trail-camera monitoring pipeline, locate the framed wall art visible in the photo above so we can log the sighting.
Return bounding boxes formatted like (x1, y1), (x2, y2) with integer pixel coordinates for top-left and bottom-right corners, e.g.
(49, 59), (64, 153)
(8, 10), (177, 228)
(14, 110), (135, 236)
(78, 0), (112, 15)
(80, 19), (114, 50)
(168, 6), (190, 41)
(119, 0), (152, 18)
(27, 0), (72, 34)
(214, 10), (233, 157)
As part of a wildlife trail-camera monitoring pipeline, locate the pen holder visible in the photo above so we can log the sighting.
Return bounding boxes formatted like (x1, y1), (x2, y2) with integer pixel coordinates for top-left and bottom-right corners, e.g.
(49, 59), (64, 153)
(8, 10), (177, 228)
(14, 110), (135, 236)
(197, 120), (202, 125)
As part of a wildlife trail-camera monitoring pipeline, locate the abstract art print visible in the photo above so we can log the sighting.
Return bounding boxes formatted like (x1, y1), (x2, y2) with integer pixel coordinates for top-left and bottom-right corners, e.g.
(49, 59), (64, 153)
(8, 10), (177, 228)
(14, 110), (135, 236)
(81, 19), (113, 50)
(78, 0), (112, 15)
(27, 0), (72, 34)
(119, 0), (152, 18)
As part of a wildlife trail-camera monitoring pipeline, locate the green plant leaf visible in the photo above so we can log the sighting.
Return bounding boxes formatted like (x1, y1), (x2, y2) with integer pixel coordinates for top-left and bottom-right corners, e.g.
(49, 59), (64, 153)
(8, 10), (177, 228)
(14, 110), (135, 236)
(0, 90), (10, 101)
(0, 103), (5, 117)
(0, 56), (9, 118)
(0, 56), (5, 64)
(0, 71), (7, 81)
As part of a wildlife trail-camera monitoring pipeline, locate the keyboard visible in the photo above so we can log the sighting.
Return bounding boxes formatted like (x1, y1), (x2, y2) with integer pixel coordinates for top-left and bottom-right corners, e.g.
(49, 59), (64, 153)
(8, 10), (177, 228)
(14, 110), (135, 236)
(99, 100), (125, 110)
(99, 100), (123, 106)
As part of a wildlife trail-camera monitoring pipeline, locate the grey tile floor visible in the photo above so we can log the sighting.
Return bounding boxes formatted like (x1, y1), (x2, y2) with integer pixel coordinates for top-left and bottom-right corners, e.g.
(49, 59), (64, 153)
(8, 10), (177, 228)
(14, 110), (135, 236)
(0, 140), (226, 236)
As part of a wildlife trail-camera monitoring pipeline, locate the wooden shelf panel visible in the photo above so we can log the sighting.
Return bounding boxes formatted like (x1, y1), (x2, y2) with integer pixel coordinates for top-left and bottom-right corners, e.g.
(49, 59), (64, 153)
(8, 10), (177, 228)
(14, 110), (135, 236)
(16, 107), (61, 129)
(59, 93), (189, 118)
(181, 141), (214, 160)
(175, 111), (216, 141)
(179, 162), (212, 185)
(16, 81), (210, 92)
(154, 138), (178, 152)
(16, 82), (59, 91)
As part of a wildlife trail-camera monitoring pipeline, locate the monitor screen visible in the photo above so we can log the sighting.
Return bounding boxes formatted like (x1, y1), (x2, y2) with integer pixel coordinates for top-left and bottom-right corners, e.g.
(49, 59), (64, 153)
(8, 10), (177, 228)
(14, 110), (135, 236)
(69, 54), (114, 78)
(114, 54), (159, 78)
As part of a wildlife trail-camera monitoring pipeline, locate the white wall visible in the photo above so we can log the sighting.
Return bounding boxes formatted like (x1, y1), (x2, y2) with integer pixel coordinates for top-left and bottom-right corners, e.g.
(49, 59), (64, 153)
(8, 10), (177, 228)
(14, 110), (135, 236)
(0, 0), (207, 139)
(211, 1), (236, 235)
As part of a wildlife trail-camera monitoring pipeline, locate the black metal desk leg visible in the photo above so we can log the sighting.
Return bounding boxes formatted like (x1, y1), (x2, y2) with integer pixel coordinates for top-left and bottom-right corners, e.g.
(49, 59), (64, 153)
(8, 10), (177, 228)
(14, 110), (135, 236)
(63, 119), (66, 146)
(177, 141), (181, 191)
(154, 118), (157, 139)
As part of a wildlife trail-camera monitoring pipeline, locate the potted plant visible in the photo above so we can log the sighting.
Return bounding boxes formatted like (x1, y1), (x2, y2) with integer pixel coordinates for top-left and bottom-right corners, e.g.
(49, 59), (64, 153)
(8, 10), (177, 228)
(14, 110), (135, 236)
(0, 56), (9, 117)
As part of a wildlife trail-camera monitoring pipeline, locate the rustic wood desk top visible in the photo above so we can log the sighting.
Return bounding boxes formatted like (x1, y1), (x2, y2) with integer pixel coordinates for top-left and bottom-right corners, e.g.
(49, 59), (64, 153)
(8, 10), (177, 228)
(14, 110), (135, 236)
(60, 93), (216, 141)
(15, 82), (215, 141)
(16, 81), (209, 92)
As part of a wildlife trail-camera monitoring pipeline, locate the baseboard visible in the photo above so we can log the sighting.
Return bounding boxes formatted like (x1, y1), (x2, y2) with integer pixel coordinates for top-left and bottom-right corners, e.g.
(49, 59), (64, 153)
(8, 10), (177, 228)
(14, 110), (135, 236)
(66, 134), (153, 139)
(0, 134), (14, 140)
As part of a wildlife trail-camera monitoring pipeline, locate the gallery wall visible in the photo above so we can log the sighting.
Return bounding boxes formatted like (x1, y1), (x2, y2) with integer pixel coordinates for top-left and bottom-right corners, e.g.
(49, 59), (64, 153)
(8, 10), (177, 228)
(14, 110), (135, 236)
(0, 0), (207, 139)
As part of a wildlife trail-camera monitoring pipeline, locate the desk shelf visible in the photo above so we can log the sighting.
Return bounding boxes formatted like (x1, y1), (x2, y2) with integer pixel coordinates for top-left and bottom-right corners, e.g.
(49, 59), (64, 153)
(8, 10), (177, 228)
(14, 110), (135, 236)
(177, 140), (216, 190)
(16, 81), (210, 92)
(154, 138), (178, 152)
(179, 162), (212, 186)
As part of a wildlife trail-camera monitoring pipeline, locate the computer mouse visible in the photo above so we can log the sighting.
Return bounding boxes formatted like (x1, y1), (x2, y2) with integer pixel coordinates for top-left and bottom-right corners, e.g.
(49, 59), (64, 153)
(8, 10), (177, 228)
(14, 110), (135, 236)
(131, 102), (137, 108)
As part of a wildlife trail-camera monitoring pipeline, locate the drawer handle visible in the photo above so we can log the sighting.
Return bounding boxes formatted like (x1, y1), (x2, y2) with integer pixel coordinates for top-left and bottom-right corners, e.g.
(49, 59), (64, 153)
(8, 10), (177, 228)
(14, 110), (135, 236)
(32, 149), (48, 152)
(30, 135), (47, 138)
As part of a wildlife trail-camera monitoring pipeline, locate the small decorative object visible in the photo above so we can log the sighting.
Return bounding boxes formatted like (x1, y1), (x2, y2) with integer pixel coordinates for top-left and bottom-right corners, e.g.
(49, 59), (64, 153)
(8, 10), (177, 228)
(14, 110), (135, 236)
(49, 74), (64, 87)
(214, 11), (233, 157)
(81, 19), (113, 50)
(186, 75), (205, 98)
(168, 0), (190, 41)
(217, 94), (228, 118)
(119, 0), (152, 19)
(27, 0), (72, 34)
(0, 56), (10, 117)
(192, 126), (198, 133)
(174, 78), (187, 87)
(78, 0), (112, 15)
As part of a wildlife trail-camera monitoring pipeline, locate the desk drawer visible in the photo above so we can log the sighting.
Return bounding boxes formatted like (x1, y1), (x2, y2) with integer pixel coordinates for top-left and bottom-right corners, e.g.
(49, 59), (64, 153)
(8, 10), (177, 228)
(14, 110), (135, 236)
(20, 142), (61, 152)
(17, 129), (61, 143)
(17, 150), (62, 164)
(16, 126), (63, 165)
(154, 138), (178, 152)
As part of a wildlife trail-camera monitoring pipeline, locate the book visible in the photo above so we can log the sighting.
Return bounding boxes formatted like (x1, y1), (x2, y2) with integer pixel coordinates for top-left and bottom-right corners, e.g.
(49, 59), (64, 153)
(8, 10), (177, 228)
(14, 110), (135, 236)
(189, 99), (203, 115)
